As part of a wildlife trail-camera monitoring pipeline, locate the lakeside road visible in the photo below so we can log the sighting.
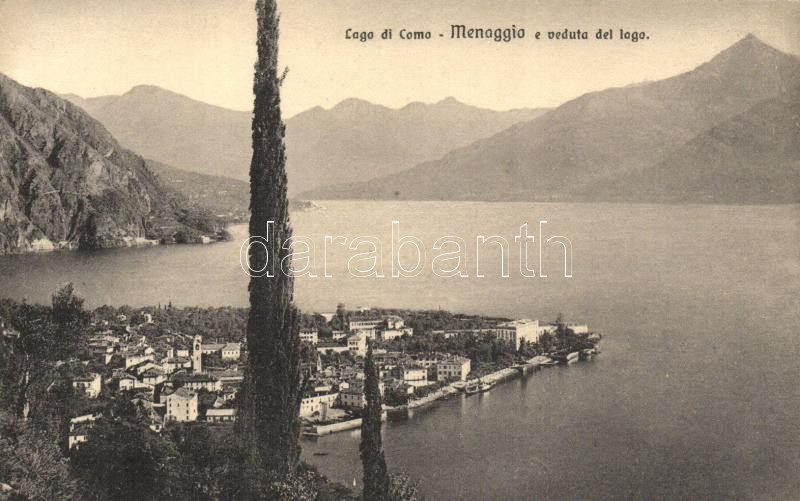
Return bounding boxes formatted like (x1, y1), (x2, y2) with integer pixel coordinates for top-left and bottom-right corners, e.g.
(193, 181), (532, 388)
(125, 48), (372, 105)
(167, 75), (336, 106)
(381, 352), (596, 417)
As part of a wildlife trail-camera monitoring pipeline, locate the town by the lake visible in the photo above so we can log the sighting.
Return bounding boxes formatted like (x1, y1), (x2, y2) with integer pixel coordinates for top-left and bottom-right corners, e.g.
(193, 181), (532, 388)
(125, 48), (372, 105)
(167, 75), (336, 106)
(2, 293), (599, 445)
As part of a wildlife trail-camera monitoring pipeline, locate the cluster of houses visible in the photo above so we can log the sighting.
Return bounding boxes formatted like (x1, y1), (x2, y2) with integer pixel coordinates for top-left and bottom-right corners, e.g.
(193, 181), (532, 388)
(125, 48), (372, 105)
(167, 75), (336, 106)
(313, 314), (414, 357)
(293, 313), (481, 419)
(297, 350), (472, 420)
(68, 314), (243, 449)
(275, 313), (590, 423)
(64, 309), (589, 445)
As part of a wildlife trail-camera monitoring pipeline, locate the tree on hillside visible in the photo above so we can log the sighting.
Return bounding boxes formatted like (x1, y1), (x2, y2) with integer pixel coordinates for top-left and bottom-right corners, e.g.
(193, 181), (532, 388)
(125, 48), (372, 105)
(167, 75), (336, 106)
(236, 0), (303, 484)
(0, 410), (77, 500)
(360, 341), (390, 500)
(167, 423), (218, 500)
(71, 419), (179, 501)
(332, 303), (349, 331)
(52, 283), (88, 325)
(0, 284), (87, 420)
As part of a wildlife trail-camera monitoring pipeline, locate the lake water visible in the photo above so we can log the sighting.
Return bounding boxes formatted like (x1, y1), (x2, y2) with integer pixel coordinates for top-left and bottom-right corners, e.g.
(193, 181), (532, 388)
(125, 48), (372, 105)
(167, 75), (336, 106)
(1, 201), (798, 499)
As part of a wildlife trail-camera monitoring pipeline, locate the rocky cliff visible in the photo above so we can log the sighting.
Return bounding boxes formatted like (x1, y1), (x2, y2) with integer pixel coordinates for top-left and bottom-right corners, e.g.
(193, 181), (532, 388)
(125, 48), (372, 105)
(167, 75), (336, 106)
(0, 73), (219, 254)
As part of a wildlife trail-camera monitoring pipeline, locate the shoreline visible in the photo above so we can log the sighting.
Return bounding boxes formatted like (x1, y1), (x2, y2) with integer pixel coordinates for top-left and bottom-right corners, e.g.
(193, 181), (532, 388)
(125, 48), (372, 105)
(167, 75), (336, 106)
(312, 348), (601, 434)
(0, 231), (230, 257)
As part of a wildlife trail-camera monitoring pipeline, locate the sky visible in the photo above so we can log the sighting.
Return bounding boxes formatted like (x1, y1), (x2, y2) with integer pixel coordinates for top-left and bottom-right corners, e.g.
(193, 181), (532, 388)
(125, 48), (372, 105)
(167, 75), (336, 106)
(1, 0), (799, 117)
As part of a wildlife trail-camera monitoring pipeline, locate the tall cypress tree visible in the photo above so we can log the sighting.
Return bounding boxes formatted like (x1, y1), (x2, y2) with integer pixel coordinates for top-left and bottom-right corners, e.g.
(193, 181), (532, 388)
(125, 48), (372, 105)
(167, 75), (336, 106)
(360, 341), (390, 500)
(238, 0), (302, 479)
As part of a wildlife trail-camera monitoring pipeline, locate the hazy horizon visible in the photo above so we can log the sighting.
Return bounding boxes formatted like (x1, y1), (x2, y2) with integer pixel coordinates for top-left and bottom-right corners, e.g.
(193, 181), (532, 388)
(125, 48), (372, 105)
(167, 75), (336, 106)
(5, 32), (798, 120)
(1, 0), (799, 116)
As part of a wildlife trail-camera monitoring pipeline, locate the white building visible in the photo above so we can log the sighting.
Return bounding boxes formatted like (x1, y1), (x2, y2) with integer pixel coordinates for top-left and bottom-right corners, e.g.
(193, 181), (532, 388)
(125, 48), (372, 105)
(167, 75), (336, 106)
(125, 353), (154, 369)
(116, 373), (138, 391)
(299, 329), (319, 345)
(141, 367), (166, 386)
(161, 357), (191, 374)
(300, 390), (339, 417)
(200, 342), (225, 355)
(165, 387), (198, 422)
(68, 414), (100, 450)
(537, 322), (589, 336)
(492, 319), (542, 350)
(173, 373), (222, 392)
(131, 361), (160, 376)
(349, 318), (382, 339)
(316, 343), (350, 355)
(72, 373), (102, 399)
(410, 353), (470, 381)
(69, 424), (91, 450)
(349, 318), (383, 331)
(435, 356), (472, 381)
(347, 333), (367, 357)
(339, 380), (385, 409)
(399, 366), (428, 387)
(206, 408), (237, 423)
(384, 315), (405, 329)
(565, 323), (589, 334)
(221, 343), (241, 360)
(380, 327), (413, 341)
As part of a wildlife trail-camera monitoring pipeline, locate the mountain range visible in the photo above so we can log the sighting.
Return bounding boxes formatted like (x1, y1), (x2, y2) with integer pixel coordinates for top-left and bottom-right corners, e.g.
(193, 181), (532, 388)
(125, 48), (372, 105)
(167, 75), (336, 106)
(6, 33), (797, 255)
(63, 89), (548, 196)
(299, 35), (800, 204)
(0, 73), (222, 255)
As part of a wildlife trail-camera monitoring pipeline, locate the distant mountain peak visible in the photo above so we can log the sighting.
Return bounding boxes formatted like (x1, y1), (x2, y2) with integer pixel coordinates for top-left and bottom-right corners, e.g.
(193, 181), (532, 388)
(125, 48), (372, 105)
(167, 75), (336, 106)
(730, 33), (772, 50)
(711, 33), (792, 64)
(299, 34), (800, 204)
(332, 97), (377, 110)
(437, 96), (462, 105)
(127, 84), (169, 95)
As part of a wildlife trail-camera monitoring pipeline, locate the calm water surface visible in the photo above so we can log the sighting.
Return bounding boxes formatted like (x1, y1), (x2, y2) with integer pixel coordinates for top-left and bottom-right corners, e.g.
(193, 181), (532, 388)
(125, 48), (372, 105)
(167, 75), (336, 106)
(1, 201), (798, 500)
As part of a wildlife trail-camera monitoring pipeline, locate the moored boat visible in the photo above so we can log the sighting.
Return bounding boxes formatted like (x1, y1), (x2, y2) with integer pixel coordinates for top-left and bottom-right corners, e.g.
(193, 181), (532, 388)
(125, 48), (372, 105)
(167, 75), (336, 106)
(465, 381), (481, 395)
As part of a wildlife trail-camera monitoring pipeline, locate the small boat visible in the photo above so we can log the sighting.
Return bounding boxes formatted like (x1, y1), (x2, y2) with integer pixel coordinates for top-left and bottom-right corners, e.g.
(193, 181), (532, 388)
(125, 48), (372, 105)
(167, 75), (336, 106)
(529, 355), (553, 366)
(312, 451), (329, 457)
(452, 381), (467, 391)
(466, 380), (493, 394)
(567, 351), (580, 364)
(465, 382), (481, 395)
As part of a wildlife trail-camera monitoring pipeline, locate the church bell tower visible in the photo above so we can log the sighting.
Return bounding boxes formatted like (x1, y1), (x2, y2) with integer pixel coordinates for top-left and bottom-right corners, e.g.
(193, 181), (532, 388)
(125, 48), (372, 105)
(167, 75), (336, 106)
(192, 335), (202, 373)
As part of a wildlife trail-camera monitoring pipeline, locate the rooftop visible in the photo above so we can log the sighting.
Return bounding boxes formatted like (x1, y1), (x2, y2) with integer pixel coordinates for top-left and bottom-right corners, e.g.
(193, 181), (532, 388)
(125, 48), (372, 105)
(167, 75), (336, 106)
(163, 357), (189, 364)
(206, 408), (236, 416)
(173, 373), (219, 383)
(496, 319), (538, 328)
(171, 387), (197, 399)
